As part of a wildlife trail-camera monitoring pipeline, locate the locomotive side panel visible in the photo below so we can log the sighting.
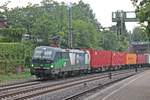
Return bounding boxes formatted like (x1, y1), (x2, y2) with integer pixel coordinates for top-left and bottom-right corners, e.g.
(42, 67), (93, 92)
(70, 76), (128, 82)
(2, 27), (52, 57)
(145, 54), (150, 64)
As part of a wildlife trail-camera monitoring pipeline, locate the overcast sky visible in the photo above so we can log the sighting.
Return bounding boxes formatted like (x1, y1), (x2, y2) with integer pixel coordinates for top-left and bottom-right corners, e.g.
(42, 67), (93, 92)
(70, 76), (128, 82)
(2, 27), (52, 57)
(0, 0), (139, 31)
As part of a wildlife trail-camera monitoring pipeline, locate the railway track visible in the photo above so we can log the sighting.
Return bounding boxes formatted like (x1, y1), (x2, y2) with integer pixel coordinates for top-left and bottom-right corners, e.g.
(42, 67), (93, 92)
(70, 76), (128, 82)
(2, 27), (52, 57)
(63, 68), (149, 100)
(0, 72), (109, 99)
(0, 69), (139, 100)
(63, 74), (133, 100)
(0, 78), (38, 88)
(0, 81), (40, 92)
(0, 71), (109, 94)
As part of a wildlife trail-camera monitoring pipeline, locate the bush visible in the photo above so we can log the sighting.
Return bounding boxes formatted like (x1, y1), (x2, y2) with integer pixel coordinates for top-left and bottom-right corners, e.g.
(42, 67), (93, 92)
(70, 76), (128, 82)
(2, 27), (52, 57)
(0, 42), (34, 74)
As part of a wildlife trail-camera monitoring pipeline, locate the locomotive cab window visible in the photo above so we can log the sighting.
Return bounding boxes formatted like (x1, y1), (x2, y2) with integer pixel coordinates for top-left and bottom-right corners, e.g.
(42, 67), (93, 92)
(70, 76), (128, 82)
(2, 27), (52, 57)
(43, 50), (53, 59)
(33, 49), (43, 59)
(54, 52), (62, 61)
(33, 48), (54, 60)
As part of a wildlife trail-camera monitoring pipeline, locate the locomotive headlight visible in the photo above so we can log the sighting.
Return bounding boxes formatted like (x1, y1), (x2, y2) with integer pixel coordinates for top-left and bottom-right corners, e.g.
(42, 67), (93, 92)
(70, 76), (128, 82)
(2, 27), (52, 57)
(31, 64), (34, 67)
(51, 65), (54, 68)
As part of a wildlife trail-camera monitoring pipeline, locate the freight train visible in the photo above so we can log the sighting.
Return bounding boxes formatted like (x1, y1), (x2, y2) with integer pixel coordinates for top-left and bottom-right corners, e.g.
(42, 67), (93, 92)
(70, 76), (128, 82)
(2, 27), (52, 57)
(30, 46), (150, 78)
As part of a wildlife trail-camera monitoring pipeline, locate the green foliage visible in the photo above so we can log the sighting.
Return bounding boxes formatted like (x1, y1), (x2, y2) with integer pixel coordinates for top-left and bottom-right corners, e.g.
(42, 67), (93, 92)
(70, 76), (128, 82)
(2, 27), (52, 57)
(100, 31), (128, 51)
(131, 0), (150, 38)
(0, 28), (27, 42)
(2, 0), (101, 48)
(0, 70), (31, 82)
(131, 26), (148, 42)
(72, 19), (100, 48)
(23, 41), (35, 66)
(0, 42), (34, 74)
(0, 36), (11, 42)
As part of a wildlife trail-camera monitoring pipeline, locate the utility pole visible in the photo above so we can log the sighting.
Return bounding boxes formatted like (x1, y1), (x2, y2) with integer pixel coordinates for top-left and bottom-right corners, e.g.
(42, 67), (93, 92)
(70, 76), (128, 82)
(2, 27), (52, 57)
(67, 0), (73, 48)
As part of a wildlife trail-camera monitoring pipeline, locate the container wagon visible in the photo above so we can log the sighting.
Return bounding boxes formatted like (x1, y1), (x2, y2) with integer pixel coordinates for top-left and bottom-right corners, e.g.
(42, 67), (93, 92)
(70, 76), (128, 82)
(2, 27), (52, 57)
(137, 54), (146, 67)
(125, 53), (137, 68)
(144, 54), (150, 67)
(111, 52), (126, 69)
(87, 49), (112, 71)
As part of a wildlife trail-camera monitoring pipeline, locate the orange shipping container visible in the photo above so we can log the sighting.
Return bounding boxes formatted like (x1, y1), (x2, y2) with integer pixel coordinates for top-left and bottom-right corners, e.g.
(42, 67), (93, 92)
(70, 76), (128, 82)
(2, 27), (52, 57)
(126, 54), (137, 64)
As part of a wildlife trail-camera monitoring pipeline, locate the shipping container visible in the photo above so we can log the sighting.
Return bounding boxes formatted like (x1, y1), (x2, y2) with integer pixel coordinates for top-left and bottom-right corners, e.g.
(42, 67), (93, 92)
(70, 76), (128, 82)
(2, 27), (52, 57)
(112, 52), (126, 66)
(137, 54), (146, 64)
(145, 54), (150, 64)
(88, 49), (112, 69)
(126, 53), (137, 65)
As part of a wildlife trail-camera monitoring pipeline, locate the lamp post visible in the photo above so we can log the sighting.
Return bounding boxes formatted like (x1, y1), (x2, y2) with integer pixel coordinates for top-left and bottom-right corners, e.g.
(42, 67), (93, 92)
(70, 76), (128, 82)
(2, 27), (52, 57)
(67, 0), (73, 48)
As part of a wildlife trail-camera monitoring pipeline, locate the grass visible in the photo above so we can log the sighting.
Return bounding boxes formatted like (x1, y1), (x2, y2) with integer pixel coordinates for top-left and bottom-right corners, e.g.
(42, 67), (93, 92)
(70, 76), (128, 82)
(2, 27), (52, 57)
(0, 70), (32, 82)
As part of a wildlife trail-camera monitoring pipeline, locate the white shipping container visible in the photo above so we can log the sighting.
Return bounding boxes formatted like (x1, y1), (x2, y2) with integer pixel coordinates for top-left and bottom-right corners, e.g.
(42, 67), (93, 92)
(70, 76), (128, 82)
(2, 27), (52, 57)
(145, 54), (150, 64)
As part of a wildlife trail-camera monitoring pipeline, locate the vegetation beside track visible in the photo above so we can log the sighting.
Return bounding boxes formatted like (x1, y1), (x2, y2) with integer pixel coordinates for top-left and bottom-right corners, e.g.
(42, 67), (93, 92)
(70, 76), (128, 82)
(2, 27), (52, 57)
(0, 70), (32, 82)
(0, 42), (35, 74)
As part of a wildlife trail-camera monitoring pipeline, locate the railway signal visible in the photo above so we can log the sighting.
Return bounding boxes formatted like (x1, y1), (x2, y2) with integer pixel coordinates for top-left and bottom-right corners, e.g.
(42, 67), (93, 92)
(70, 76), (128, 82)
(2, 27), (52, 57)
(112, 10), (139, 35)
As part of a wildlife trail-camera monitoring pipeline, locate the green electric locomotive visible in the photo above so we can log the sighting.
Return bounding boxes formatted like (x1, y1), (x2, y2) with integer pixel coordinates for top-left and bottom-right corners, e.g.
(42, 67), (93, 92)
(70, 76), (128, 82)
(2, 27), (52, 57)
(30, 46), (90, 78)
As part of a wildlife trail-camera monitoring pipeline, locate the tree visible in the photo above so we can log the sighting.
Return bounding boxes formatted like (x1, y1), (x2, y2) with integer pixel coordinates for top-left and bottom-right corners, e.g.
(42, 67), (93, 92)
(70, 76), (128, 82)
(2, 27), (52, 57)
(131, 0), (150, 39)
(1, 0), (102, 48)
(72, 19), (100, 48)
(0, 28), (27, 42)
(100, 30), (128, 51)
(131, 26), (148, 42)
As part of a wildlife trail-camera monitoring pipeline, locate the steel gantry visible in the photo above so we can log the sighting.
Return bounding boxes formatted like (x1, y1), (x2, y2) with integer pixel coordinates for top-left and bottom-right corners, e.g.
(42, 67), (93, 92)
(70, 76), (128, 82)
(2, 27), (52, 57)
(112, 10), (139, 35)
